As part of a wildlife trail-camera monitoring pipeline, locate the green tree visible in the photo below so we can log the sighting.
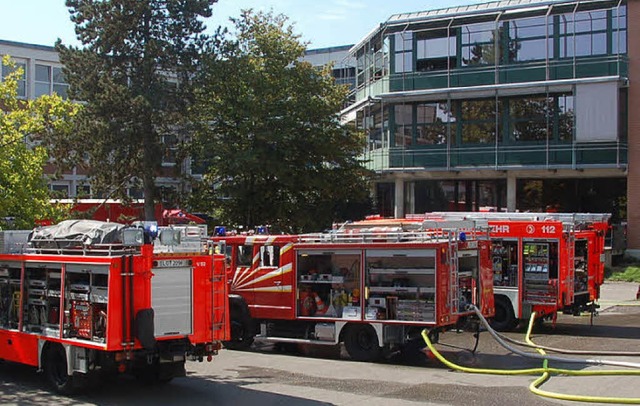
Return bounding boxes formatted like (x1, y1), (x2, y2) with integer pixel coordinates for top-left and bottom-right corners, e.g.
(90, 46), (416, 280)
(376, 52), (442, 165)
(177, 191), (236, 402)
(0, 57), (77, 229)
(53, 0), (217, 220)
(190, 10), (372, 232)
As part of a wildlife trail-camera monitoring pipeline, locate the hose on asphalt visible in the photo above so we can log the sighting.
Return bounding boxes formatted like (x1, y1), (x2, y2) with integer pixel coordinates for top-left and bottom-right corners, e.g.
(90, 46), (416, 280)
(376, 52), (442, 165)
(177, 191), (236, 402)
(421, 306), (640, 403)
(494, 321), (640, 356)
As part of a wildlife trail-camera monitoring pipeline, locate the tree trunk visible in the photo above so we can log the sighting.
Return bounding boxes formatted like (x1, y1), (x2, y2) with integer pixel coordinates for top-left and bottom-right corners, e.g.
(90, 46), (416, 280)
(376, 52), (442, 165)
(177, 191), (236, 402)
(143, 174), (156, 221)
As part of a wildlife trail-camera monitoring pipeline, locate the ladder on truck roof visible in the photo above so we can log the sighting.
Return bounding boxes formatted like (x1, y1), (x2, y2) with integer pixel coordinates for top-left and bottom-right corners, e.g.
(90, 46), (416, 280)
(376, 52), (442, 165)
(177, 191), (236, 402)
(418, 212), (610, 228)
(298, 219), (489, 244)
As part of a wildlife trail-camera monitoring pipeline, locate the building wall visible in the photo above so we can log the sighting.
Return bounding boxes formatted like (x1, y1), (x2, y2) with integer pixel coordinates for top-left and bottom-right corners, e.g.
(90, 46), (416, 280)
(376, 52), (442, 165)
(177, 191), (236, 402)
(626, 0), (640, 253)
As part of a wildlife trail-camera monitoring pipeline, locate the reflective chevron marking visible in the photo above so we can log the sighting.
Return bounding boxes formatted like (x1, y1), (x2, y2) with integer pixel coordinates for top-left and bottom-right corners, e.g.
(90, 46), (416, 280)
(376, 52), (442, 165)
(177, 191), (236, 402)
(281, 243), (293, 255)
(232, 266), (250, 286)
(234, 285), (292, 293)
(233, 263), (292, 290)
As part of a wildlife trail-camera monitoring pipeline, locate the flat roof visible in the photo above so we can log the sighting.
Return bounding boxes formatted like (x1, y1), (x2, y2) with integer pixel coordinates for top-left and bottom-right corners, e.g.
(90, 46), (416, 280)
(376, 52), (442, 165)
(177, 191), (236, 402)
(306, 44), (354, 55)
(350, 0), (621, 53)
(0, 39), (57, 52)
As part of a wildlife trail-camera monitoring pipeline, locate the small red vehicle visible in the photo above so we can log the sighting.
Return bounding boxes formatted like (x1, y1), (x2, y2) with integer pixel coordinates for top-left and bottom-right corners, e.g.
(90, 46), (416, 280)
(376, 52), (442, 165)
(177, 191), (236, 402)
(209, 220), (494, 362)
(0, 220), (229, 393)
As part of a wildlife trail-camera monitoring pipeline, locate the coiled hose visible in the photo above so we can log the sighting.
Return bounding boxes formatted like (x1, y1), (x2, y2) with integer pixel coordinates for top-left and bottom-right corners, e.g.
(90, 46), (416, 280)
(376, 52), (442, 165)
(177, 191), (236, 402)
(421, 306), (640, 404)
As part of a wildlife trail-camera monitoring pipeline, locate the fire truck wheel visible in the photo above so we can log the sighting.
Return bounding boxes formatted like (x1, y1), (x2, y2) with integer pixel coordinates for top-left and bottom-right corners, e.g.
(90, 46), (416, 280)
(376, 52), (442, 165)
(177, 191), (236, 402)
(490, 296), (516, 332)
(43, 344), (76, 395)
(223, 310), (254, 351)
(344, 324), (381, 362)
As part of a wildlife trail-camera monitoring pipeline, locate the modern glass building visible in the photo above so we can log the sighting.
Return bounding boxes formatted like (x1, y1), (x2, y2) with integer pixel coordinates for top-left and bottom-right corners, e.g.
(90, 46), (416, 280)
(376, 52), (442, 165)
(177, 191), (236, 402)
(341, 0), (638, 252)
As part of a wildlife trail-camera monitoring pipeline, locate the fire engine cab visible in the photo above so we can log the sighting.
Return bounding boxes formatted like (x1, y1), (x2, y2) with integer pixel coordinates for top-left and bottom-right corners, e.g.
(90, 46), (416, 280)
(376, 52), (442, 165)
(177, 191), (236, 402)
(420, 212), (610, 330)
(0, 220), (229, 393)
(209, 220), (494, 362)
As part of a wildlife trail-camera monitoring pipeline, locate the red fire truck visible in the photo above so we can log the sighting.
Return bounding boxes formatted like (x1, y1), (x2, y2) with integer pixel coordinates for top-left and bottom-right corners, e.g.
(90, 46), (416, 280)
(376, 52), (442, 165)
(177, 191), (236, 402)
(416, 212), (610, 330)
(0, 220), (229, 393)
(209, 221), (494, 362)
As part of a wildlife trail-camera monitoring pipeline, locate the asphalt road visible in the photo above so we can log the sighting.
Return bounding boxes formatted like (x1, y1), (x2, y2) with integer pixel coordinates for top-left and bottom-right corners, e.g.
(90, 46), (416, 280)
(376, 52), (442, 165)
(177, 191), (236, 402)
(1, 282), (639, 405)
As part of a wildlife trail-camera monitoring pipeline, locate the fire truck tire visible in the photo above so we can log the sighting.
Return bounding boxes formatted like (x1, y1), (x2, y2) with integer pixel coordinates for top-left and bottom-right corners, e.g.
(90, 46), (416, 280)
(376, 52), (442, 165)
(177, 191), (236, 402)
(490, 296), (517, 332)
(344, 324), (381, 362)
(224, 307), (254, 351)
(43, 344), (77, 395)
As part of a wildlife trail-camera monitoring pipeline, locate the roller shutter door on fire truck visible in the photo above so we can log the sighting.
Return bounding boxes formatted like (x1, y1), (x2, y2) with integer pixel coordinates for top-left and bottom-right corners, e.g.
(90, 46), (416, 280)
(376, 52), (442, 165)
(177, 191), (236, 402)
(152, 259), (193, 336)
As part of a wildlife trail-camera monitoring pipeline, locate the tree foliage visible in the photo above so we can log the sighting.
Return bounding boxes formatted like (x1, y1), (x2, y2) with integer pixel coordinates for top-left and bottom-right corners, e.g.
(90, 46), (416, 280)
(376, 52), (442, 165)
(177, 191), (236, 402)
(53, 0), (216, 220)
(0, 57), (77, 229)
(190, 10), (372, 232)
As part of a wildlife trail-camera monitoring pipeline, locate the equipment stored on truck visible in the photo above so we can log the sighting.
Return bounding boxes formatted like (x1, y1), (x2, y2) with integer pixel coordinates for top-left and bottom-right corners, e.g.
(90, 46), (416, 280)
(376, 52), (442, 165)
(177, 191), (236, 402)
(0, 220), (229, 393)
(208, 220), (494, 362)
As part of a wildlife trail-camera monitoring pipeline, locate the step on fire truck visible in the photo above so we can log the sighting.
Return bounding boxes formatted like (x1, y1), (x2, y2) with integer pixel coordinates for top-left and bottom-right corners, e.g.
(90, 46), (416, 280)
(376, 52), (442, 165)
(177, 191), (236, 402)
(404, 212), (610, 330)
(208, 220), (494, 362)
(0, 220), (229, 394)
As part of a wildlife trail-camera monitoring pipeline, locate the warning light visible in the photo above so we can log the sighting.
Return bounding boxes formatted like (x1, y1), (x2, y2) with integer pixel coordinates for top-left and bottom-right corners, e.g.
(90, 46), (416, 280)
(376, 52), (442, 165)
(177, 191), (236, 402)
(459, 232), (467, 242)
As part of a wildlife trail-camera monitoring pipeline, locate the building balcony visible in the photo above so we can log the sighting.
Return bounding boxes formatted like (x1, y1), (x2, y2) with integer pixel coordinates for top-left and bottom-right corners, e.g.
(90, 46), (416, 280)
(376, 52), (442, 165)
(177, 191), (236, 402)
(362, 141), (627, 172)
(383, 55), (628, 95)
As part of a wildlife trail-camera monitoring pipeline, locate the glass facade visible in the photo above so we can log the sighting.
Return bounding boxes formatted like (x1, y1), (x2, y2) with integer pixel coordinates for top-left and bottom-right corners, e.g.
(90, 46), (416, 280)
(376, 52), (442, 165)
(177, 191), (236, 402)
(362, 3), (628, 82)
(386, 93), (577, 147)
(355, 1), (626, 172)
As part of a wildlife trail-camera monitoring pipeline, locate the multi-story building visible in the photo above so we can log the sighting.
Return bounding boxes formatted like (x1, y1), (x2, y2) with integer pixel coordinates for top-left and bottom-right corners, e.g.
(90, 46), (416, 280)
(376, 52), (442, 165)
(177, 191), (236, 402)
(341, 0), (639, 253)
(303, 45), (356, 90)
(0, 39), (190, 202)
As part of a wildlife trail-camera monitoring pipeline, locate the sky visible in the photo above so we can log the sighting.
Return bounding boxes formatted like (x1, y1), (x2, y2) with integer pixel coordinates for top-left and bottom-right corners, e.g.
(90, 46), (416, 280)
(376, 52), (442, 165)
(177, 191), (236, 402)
(0, 0), (486, 50)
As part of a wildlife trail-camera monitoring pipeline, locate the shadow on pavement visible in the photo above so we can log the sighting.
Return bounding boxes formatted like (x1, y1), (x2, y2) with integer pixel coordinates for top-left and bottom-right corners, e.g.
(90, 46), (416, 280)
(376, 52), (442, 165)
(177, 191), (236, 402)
(0, 360), (332, 406)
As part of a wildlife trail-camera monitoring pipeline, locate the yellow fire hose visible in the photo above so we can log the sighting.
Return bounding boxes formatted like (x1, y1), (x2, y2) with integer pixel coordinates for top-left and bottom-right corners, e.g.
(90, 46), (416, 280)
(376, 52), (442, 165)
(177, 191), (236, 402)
(421, 310), (640, 404)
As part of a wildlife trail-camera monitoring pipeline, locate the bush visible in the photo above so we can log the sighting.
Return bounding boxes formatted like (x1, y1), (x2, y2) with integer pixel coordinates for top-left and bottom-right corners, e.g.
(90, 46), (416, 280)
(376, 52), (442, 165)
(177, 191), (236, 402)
(606, 265), (640, 283)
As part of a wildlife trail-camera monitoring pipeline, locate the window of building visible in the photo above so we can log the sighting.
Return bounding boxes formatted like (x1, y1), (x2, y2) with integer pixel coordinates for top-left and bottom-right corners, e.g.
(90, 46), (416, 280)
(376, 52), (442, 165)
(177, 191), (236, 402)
(128, 187), (144, 199)
(393, 31), (413, 73)
(416, 102), (450, 145)
(612, 5), (627, 54)
(333, 66), (356, 89)
(394, 104), (412, 147)
(508, 96), (550, 142)
(75, 184), (91, 198)
(50, 184), (70, 198)
(162, 134), (178, 166)
(456, 99), (498, 144)
(558, 10), (608, 58)
(2, 61), (27, 98)
(355, 39), (388, 88)
(359, 106), (387, 151)
(35, 64), (69, 98)
(416, 30), (456, 71)
(556, 93), (574, 142)
(461, 21), (500, 66)
(370, 40), (385, 80)
(356, 48), (366, 88)
(508, 16), (553, 62)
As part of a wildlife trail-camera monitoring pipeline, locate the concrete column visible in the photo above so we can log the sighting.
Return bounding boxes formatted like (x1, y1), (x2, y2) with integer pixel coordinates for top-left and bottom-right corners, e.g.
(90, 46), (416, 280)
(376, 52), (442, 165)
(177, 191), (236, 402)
(394, 178), (404, 219)
(627, 0), (640, 257)
(405, 181), (415, 216)
(506, 173), (517, 212)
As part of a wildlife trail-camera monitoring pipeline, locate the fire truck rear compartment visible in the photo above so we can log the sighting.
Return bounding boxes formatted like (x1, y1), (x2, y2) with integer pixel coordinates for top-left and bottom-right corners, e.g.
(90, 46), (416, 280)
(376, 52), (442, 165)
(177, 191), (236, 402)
(151, 263), (193, 337)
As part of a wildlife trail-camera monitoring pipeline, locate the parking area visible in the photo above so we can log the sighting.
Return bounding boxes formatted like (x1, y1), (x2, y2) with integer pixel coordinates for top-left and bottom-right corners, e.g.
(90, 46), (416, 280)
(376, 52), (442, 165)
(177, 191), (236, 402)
(0, 282), (638, 405)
